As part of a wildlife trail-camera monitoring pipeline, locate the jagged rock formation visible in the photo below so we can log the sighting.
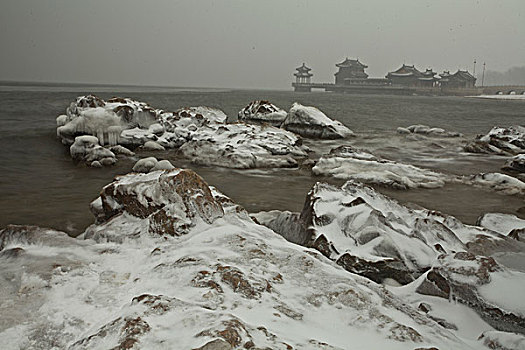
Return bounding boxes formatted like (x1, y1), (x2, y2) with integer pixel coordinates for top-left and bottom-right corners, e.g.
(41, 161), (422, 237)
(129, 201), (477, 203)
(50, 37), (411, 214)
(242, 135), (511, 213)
(464, 126), (525, 155)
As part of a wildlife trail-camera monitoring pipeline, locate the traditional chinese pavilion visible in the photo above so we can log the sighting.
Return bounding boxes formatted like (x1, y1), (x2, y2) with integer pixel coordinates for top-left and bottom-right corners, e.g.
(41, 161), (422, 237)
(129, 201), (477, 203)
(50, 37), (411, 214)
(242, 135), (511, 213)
(385, 64), (438, 87)
(294, 63), (313, 84)
(439, 70), (476, 88)
(334, 58), (369, 85)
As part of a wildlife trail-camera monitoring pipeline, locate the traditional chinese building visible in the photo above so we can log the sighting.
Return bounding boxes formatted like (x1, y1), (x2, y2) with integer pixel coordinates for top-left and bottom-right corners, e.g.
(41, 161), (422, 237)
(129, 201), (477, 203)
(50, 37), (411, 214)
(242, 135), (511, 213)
(439, 70), (476, 88)
(294, 63), (313, 84)
(334, 58), (369, 85)
(385, 64), (438, 87)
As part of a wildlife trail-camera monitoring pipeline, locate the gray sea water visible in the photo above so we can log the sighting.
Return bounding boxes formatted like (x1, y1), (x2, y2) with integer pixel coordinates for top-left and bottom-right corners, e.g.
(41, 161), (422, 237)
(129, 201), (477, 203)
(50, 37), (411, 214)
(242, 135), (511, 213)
(0, 84), (524, 236)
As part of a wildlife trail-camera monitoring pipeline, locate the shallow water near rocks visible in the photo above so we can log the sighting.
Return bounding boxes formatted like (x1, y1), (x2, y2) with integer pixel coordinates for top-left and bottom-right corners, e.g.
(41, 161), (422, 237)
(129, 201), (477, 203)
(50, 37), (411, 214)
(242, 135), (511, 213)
(0, 85), (524, 236)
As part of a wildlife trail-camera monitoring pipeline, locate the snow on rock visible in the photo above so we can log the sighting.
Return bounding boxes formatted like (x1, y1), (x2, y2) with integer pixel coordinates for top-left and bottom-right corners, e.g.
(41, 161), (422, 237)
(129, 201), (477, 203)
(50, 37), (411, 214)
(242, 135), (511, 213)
(295, 180), (472, 285)
(398, 124), (463, 137)
(478, 330), (525, 350)
(464, 126), (525, 155)
(237, 100), (288, 127)
(477, 213), (525, 241)
(178, 123), (308, 169)
(142, 140), (165, 151)
(502, 154), (525, 173)
(462, 173), (525, 196)
(312, 145), (447, 189)
(69, 135), (117, 167)
(84, 169), (224, 240)
(282, 103), (354, 139)
(132, 157), (159, 173)
(415, 252), (525, 334)
(0, 173), (478, 350)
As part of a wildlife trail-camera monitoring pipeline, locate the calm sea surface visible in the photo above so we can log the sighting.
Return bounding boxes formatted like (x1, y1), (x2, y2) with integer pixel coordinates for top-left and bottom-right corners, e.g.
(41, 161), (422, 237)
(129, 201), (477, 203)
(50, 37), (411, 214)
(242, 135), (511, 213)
(0, 84), (524, 236)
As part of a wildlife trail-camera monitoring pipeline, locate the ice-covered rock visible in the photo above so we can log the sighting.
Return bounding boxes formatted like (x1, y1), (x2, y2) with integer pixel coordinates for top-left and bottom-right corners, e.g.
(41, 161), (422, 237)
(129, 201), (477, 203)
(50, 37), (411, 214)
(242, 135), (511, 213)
(178, 123), (308, 169)
(69, 135), (116, 166)
(151, 159), (175, 171)
(464, 126), (525, 155)
(237, 100), (288, 127)
(132, 157), (159, 173)
(502, 154), (525, 173)
(416, 252), (525, 334)
(312, 145), (447, 189)
(400, 124), (462, 137)
(142, 140), (165, 151)
(0, 174), (483, 350)
(462, 173), (525, 196)
(282, 103), (354, 139)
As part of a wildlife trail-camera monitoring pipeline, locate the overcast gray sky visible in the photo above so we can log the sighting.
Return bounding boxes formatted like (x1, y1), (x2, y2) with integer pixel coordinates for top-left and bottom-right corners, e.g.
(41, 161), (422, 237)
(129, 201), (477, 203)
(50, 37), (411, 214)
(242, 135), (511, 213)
(1, 0), (524, 89)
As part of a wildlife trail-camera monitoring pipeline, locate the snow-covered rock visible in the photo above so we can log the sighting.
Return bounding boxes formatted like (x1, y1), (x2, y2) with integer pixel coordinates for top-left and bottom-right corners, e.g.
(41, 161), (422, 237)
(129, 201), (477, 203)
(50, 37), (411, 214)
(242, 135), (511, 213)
(142, 140), (165, 151)
(237, 100), (288, 127)
(69, 135), (117, 167)
(415, 252), (525, 334)
(477, 213), (525, 241)
(464, 126), (525, 155)
(312, 145), (447, 189)
(178, 123), (308, 169)
(399, 124), (462, 137)
(85, 169), (224, 240)
(132, 157), (159, 173)
(462, 173), (525, 196)
(502, 154), (525, 173)
(478, 330), (525, 350)
(0, 171), (479, 350)
(282, 103), (354, 139)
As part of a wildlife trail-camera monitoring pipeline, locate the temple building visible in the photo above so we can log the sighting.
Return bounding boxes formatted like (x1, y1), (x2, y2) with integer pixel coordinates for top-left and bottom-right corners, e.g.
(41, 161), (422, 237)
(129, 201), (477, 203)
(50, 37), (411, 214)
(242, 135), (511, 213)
(385, 64), (438, 87)
(439, 70), (476, 88)
(294, 63), (313, 84)
(334, 58), (368, 85)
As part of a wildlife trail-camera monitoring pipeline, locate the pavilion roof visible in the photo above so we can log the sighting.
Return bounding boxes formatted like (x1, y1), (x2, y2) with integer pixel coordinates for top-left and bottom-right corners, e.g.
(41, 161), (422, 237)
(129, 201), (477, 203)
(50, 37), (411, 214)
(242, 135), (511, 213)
(336, 58), (368, 68)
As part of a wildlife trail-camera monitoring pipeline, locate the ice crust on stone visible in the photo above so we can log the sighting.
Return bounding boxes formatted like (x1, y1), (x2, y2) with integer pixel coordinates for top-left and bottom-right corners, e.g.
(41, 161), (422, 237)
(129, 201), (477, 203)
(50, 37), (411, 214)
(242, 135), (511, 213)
(178, 123), (309, 169)
(238, 100), (288, 127)
(282, 103), (354, 139)
(312, 145), (447, 189)
(503, 154), (525, 173)
(463, 172), (525, 196)
(0, 169), (483, 350)
(397, 124), (463, 137)
(70, 135), (117, 166)
(57, 95), (316, 169)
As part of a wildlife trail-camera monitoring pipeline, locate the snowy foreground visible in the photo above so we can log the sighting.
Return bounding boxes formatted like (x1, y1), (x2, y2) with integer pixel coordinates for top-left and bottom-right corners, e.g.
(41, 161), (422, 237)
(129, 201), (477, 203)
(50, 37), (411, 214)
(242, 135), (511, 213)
(1, 168), (525, 349)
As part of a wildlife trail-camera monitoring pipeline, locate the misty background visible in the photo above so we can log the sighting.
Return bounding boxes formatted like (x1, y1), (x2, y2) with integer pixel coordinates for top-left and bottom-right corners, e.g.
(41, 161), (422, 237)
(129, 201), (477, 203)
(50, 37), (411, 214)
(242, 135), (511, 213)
(1, 0), (524, 89)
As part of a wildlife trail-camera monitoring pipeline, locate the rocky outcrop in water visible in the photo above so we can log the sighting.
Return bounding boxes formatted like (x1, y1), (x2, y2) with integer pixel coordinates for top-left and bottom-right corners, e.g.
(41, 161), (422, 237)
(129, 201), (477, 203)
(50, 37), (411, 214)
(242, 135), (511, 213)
(57, 96), (314, 169)
(312, 145), (447, 189)
(397, 125), (463, 137)
(464, 126), (525, 155)
(178, 123), (309, 169)
(282, 103), (354, 139)
(237, 100), (288, 127)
